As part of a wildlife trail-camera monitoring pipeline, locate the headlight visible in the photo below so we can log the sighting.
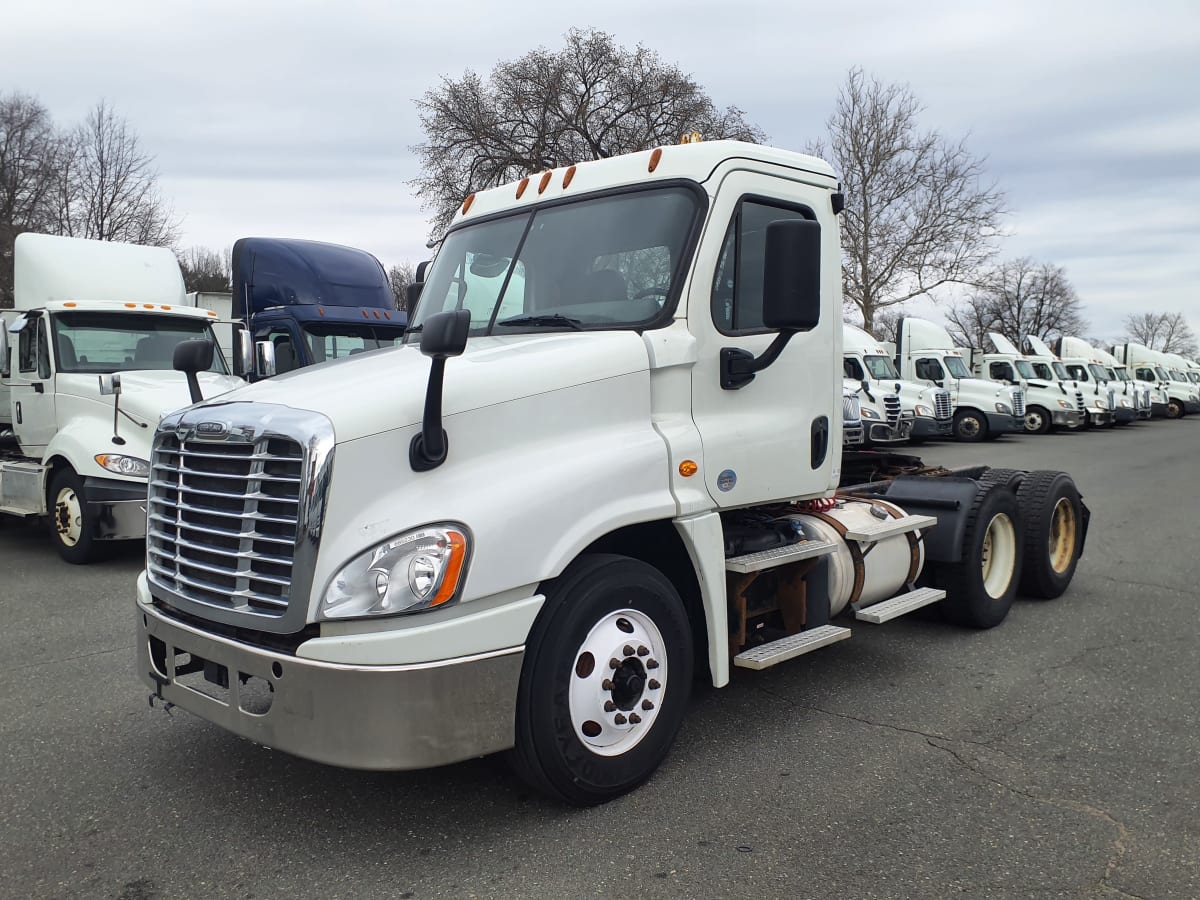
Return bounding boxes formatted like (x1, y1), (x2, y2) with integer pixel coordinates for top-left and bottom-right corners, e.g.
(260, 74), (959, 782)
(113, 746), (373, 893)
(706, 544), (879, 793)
(94, 454), (150, 477)
(1095, 397), (1107, 408)
(1119, 398), (1131, 408)
(994, 402), (1012, 414)
(1056, 399), (1072, 409)
(914, 404), (933, 416)
(321, 525), (470, 620)
(861, 407), (880, 419)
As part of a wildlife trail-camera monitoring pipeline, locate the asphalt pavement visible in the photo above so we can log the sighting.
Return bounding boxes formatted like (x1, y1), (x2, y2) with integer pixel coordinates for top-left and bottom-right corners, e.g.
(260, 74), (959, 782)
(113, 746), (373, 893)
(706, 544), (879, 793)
(2, 418), (1198, 899)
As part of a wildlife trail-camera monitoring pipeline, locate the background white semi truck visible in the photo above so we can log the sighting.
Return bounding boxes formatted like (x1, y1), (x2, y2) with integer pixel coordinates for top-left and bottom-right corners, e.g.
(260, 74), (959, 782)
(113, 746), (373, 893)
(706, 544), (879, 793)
(966, 333), (1086, 435)
(0, 234), (242, 562)
(1054, 336), (1136, 426)
(1021, 335), (1112, 428)
(842, 323), (949, 442)
(1091, 344), (1156, 419)
(894, 317), (1025, 442)
(1113, 342), (1199, 418)
(135, 141), (1090, 805)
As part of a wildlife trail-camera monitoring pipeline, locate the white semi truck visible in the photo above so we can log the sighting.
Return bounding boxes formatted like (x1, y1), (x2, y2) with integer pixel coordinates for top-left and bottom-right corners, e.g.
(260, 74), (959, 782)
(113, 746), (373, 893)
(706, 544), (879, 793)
(1022, 335), (1113, 428)
(893, 317), (1025, 442)
(966, 333), (1087, 435)
(1054, 337), (1137, 426)
(1113, 342), (1200, 419)
(134, 141), (1090, 805)
(1091, 345), (1157, 419)
(0, 234), (243, 562)
(842, 323), (949, 442)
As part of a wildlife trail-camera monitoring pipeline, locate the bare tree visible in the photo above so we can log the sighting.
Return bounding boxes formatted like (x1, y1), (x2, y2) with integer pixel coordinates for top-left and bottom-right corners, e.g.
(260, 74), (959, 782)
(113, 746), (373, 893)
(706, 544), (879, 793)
(809, 68), (1006, 332)
(0, 92), (66, 307)
(1123, 311), (1198, 356)
(387, 262), (415, 310)
(178, 246), (231, 293)
(54, 101), (177, 247)
(946, 257), (1086, 349)
(412, 28), (766, 235)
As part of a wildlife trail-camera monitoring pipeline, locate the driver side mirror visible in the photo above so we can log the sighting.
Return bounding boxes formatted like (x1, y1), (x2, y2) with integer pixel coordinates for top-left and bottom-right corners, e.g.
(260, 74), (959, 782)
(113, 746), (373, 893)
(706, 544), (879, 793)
(235, 327), (254, 378)
(762, 219), (821, 331)
(405, 282), (423, 314)
(255, 341), (277, 379)
(0, 324), (8, 379)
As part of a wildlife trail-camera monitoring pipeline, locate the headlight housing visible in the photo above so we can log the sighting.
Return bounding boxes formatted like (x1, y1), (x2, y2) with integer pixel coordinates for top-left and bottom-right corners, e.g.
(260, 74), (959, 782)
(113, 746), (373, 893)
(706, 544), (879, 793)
(94, 454), (150, 477)
(861, 407), (880, 419)
(994, 402), (1012, 414)
(321, 525), (470, 620)
(1056, 399), (1072, 409)
(914, 404), (933, 416)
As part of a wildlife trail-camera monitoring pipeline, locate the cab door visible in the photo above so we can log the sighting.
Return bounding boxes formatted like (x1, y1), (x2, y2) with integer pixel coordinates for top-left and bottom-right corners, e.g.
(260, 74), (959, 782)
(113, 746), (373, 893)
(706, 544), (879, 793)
(9, 313), (57, 455)
(688, 169), (839, 507)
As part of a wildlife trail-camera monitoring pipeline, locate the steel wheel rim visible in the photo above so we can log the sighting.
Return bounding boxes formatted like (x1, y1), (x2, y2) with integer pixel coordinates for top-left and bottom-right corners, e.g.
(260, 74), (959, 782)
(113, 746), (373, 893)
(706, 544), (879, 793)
(1048, 497), (1077, 574)
(980, 512), (1017, 599)
(568, 608), (667, 757)
(54, 486), (83, 547)
(959, 416), (981, 438)
(1024, 410), (1044, 432)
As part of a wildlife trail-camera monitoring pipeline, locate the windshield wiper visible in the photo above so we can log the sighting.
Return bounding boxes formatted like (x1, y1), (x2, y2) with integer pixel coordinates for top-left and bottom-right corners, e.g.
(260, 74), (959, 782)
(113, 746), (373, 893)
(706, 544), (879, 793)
(496, 314), (583, 330)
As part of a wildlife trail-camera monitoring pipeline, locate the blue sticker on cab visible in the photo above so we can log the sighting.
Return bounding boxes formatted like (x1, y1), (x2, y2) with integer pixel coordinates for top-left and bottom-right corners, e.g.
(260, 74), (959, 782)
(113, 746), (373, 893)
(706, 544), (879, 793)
(717, 469), (737, 492)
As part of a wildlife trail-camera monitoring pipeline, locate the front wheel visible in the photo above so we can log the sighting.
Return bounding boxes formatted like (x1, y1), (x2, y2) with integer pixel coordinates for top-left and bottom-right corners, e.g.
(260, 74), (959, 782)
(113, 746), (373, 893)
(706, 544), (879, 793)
(1024, 406), (1052, 435)
(47, 468), (98, 564)
(953, 409), (988, 442)
(509, 554), (694, 805)
(1167, 399), (1184, 419)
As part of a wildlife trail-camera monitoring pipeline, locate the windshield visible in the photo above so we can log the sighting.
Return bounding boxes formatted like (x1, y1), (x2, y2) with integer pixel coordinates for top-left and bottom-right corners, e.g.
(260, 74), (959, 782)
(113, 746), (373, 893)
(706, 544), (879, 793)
(301, 323), (405, 363)
(1031, 361), (1054, 380)
(1052, 362), (1070, 380)
(1155, 367), (1171, 381)
(1014, 360), (1036, 379)
(864, 354), (898, 379)
(943, 356), (970, 378)
(1114, 367), (1131, 382)
(1088, 364), (1109, 381)
(51, 312), (227, 375)
(410, 186), (701, 337)
(1170, 369), (1187, 381)
(1066, 364), (1088, 381)
(1189, 372), (1200, 383)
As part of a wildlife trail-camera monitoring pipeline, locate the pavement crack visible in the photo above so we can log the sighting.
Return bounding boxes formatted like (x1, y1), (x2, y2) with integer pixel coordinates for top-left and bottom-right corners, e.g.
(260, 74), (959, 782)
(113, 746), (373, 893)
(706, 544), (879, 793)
(0, 644), (130, 675)
(1088, 572), (1188, 597)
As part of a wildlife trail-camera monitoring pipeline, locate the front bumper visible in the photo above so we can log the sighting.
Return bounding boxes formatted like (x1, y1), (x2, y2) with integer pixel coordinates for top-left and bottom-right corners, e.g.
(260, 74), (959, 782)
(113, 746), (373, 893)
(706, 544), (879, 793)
(1186, 400), (1200, 414)
(136, 588), (524, 771)
(83, 476), (147, 541)
(1087, 409), (1114, 427)
(843, 423), (865, 447)
(1050, 410), (1087, 429)
(1114, 407), (1137, 424)
(866, 418), (915, 443)
(910, 416), (953, 438)
(985, 412), (1022, 435)
(1151, 402), (1170, 417)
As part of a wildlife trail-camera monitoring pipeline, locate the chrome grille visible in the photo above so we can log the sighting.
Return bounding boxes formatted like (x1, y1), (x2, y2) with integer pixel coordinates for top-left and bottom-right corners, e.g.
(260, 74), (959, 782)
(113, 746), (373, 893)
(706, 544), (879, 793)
(1143, 387), (1151, 409)
(1075, 390), (1086, 412)
(842, 393), (862, 424)
(1107, 389), (1115, 411)
(147, 433), (304, 618)
(1011, 388), (1025, 417)
(933, 389), (953, 420)
(883, 394), (901, 424)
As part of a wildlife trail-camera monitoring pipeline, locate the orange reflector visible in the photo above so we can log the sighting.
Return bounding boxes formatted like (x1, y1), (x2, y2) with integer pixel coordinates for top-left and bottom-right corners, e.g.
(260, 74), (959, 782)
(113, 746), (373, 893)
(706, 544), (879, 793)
(679, 460), (698, 477)
(361, 310), (369, 318)
(125, 303), (136, 308)
(648, 148), (662, 172)
(143, 303), (153, 309)
(373, 310), (380, 318)
(318, 306), (325, 316)
(431, 531), (468, 607)
(462, 193), (476, 214)
(538, 171), (553, 194)
(207, 310), (217, 316)
(64, 301), (77, 307)
(161, 304), (171, 310)
(562, 165), (576, 188)
(516, 177), (530, 199)
(384, 311), (391, 319)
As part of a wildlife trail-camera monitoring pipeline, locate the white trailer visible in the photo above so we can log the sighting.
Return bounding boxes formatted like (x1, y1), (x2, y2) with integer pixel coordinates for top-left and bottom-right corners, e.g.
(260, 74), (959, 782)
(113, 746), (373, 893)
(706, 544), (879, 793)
(134, 140), (1090, 805)
(0, 234), (243, 562)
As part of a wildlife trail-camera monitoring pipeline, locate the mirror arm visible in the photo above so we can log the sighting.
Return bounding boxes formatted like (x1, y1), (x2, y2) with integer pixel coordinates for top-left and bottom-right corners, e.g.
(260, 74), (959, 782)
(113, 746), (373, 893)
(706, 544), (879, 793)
(410, 357), (450, 471)
(720, 331), (795, 390)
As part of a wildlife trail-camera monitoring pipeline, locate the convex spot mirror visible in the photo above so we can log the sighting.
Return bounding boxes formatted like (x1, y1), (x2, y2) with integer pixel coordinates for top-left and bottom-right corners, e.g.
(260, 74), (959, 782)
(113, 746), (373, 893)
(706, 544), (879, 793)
(98, 373), (122, 396)
(762, 218), (821, 332)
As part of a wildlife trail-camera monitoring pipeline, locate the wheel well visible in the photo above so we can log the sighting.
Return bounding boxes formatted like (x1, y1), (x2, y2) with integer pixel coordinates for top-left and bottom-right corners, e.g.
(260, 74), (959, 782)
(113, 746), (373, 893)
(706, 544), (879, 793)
(580, 521), (710, 681)
(43, 456), (73, 499)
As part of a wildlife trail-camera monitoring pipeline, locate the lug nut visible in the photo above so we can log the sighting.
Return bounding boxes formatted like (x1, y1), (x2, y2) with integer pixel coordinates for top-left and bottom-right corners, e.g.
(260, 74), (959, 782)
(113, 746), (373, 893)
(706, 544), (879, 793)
(646, 659), (659, 669)
(637, 645), (649, 656)
(609, 658), (619, 670)
(629, 713), (642, 724)
(604, 700), (616, 712)
(641, 699), (654, 711)
(648, 679), (661, 690)
(614, 713), (627, 725)
(623, 645), (635, 657)
(602, 678), (614, 691)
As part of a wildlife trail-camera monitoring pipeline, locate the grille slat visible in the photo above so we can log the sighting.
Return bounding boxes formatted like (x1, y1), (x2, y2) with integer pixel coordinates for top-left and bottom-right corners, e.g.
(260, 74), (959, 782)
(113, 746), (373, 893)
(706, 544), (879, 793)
(883, 395), (901, 424)
(1075, 390), (1086, 412)
(933, 390), (952, 420)
(147, 433), (303, 619)
(1011, 389), (1026, 417)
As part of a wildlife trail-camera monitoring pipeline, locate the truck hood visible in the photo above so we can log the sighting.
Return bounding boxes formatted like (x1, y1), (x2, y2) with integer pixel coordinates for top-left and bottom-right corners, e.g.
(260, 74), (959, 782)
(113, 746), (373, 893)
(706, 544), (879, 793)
(56, 370), (245, 426)
(192, 331), (651, 443)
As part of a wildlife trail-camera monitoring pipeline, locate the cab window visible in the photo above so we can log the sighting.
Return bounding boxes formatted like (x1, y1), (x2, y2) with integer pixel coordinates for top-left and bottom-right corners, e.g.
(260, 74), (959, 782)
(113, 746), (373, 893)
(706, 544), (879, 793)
(915, 357), (944, 381)
(19, 315), (50, 378)
(989, 362), (1014, 381)
(843, 357), (865, 380)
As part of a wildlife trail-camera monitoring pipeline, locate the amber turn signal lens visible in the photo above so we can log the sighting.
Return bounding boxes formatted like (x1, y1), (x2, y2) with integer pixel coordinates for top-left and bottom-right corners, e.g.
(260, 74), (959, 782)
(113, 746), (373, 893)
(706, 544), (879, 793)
(679, 460), (698, 477)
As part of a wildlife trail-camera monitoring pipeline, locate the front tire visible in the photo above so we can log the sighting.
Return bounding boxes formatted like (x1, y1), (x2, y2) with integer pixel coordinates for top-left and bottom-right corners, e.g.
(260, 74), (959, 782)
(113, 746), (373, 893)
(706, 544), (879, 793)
(1167, 399), (1184, 419)
(953, 409), (988, 443)
(509, 554), (694, 806)
(1024, 406), (1052, 435)
(47, 468), (98, 564)
(936, 483), (1023, 628)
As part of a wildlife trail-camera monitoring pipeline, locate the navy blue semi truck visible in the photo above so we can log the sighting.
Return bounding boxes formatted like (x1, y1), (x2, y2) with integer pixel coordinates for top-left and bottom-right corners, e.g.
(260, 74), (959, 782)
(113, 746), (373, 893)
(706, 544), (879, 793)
(230, 237), (407, 377)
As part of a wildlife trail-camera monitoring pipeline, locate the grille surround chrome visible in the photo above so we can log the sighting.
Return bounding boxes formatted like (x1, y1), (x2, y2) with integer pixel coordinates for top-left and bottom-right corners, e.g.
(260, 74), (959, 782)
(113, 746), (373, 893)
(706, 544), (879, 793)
(146, 403), (336, 635)
(1010, 388), (1026, 417)
(933, 389), (953, 420)
(883, 394), (901, 424)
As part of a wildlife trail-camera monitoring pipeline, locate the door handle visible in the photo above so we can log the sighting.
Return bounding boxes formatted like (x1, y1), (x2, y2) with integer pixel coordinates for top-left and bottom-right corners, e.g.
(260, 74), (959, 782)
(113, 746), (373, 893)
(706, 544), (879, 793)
(32, 382), (44, 394)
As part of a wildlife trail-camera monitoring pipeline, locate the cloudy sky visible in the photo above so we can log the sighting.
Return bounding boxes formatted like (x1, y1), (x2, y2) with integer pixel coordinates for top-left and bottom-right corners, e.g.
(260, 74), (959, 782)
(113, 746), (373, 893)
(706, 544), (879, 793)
(5, 0), (1198, 341)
